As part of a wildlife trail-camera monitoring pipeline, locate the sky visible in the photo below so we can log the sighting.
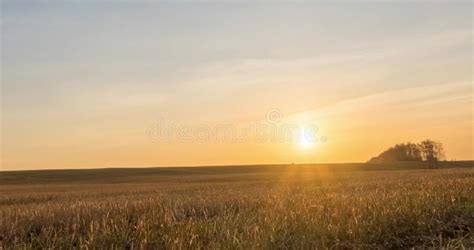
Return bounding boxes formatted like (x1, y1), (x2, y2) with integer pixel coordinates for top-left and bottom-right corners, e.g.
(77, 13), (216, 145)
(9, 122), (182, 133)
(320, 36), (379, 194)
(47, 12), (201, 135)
(1, 1), (473, 170)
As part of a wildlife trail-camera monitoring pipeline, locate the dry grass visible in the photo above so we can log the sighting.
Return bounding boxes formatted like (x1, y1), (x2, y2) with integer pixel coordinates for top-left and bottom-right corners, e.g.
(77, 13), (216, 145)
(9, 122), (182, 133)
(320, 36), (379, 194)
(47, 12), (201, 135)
(0, 165), (473, 249)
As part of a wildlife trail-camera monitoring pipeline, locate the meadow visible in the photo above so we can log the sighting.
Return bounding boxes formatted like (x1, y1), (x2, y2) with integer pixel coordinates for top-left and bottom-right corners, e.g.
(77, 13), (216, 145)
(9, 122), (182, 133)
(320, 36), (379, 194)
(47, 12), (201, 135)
(1, 162), (473, 249)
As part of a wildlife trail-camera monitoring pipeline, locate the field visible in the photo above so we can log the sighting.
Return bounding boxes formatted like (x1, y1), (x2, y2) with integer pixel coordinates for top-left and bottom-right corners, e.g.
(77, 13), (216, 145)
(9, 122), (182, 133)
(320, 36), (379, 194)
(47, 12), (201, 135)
(1, 162), (473, 249)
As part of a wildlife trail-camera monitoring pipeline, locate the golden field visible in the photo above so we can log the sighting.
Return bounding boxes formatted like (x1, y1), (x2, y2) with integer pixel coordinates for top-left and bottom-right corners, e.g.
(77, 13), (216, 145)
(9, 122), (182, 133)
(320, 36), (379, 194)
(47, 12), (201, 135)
(1, 163), (473, 249)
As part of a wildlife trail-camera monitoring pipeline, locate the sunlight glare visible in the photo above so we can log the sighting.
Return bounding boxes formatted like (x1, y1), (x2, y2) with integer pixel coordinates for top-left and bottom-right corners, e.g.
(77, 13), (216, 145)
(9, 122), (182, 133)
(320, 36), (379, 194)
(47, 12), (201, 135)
(298, 127), (316, 150)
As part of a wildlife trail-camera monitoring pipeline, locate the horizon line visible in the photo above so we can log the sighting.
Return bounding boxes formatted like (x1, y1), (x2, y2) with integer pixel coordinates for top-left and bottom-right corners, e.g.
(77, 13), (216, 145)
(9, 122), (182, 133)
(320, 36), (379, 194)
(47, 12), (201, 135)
(2, 160), (474, 173)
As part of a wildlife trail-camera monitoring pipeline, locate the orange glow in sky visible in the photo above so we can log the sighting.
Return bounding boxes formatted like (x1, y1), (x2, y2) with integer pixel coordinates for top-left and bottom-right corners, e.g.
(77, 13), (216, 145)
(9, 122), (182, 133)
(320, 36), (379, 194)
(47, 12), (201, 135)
(1, 2), (472, 170)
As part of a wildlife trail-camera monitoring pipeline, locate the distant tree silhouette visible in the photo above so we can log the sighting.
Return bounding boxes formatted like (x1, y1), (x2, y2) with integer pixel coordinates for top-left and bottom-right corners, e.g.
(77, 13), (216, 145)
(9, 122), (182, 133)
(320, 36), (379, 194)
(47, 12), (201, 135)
(368, 142), (422, 163)
(418, 139), (445, 167)
(406, 143), (423, 161)
(368, 140), (445, 167)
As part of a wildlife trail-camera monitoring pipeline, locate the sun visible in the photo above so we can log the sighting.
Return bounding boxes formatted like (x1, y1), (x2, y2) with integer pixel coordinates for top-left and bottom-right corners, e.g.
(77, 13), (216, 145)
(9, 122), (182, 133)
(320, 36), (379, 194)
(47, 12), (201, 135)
(298, 136), (315, 149)
(298, 127), (316, 149)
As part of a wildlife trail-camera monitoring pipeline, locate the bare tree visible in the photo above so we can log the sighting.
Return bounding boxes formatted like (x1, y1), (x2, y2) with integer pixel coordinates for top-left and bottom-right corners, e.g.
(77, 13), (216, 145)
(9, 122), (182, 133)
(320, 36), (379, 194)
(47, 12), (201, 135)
(418, 140), (445, 168)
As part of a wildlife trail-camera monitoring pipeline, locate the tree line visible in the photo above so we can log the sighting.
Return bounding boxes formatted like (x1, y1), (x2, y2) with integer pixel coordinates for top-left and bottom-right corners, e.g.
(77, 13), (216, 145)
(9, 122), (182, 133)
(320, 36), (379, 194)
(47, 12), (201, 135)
(368, 139), (445, 166)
